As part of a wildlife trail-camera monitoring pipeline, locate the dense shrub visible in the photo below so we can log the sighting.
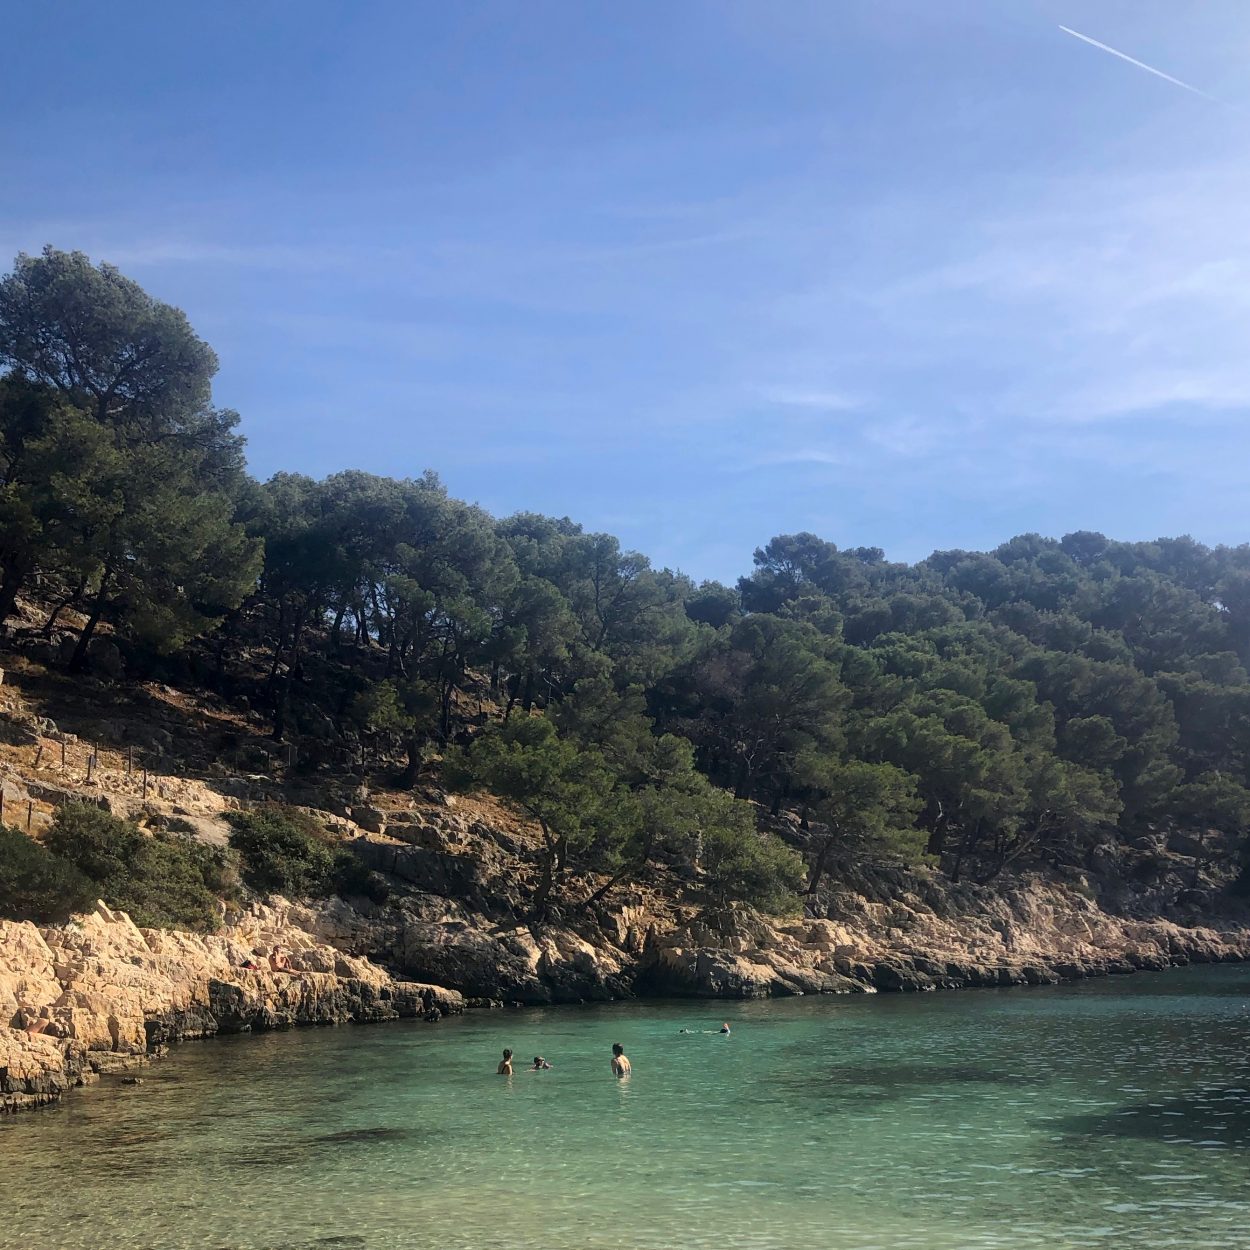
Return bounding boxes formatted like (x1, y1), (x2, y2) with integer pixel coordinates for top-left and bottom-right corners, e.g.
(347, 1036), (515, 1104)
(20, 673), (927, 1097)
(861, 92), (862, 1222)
(701, 819), (806, 916)
(44, 803), (228, 931)
(0, 825), (96, 923)
(227, 806), (337, 897)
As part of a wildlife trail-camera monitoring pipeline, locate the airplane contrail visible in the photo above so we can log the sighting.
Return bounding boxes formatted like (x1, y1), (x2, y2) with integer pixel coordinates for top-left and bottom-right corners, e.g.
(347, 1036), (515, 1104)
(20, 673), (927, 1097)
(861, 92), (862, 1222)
(1059, 25), (1215, 101)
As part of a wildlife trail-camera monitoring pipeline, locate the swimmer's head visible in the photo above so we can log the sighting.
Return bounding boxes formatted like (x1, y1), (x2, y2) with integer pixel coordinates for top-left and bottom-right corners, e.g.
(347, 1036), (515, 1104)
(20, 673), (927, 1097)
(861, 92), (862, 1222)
(612, 1042), (624, 1057)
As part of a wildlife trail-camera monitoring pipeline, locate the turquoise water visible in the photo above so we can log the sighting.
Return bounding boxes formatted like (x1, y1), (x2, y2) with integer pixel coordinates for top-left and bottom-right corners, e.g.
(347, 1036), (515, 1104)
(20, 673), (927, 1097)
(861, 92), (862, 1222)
(3, 967), (1249, 1250)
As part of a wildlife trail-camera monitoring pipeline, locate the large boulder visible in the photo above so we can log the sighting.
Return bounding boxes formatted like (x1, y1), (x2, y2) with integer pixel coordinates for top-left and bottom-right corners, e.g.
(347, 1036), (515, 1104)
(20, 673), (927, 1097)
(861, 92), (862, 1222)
(351, 806), (386, 834)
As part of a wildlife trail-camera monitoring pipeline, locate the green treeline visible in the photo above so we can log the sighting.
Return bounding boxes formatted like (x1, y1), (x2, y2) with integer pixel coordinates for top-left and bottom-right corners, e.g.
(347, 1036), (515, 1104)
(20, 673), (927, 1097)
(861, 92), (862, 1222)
(3, 247), (1250, 920)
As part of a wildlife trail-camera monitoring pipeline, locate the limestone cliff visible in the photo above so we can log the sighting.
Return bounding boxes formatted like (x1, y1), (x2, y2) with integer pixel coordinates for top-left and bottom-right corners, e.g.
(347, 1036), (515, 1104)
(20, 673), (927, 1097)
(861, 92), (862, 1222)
(637, 868), (1250, 998)
(0, 899), (462, 1113)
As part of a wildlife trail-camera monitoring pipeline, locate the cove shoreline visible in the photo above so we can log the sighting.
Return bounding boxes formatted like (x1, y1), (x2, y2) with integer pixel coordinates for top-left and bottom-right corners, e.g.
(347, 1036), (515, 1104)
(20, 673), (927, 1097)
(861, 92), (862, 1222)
(4, 902), (1246, 1119)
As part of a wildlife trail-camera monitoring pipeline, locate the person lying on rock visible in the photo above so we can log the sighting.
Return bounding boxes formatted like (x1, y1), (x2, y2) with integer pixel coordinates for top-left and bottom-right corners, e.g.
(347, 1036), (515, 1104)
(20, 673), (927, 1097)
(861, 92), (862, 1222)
(497, 1048), (514, 1075)
(20, 1011), (50, 1036)
(240, 954), (263, 970)
(531, 1056), (552, 1070)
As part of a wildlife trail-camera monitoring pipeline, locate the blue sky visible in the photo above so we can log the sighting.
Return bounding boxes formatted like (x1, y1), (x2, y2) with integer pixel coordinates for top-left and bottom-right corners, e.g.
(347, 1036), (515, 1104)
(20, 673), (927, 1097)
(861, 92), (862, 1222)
(4, 1), (1249, 582)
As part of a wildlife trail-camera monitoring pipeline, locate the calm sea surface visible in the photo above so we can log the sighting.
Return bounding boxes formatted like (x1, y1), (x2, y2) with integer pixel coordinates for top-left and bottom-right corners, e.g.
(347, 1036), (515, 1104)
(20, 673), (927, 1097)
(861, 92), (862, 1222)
(2, 966), (1249, 1250)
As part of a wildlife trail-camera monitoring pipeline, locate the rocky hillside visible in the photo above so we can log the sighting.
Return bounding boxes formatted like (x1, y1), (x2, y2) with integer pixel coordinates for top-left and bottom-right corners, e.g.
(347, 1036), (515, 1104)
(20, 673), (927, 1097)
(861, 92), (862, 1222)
(3, 646), (1249, 1115)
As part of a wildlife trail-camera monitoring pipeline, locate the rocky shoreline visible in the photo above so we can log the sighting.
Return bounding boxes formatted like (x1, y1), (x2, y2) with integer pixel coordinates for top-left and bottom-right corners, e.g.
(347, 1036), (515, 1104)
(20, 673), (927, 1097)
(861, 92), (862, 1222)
(639, 877), (1250, 997)
(5, 863), (1248, 1115)
(0, 900), (463, 1114)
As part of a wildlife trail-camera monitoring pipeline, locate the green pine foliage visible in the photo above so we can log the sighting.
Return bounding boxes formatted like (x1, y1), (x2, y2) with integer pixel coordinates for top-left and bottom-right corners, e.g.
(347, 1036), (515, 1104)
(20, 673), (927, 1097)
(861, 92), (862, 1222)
(43, 804), (230, 931)
(0, 825), (96, 923)
(5, 248), (1250, 919)
(226, 806), (338, 898)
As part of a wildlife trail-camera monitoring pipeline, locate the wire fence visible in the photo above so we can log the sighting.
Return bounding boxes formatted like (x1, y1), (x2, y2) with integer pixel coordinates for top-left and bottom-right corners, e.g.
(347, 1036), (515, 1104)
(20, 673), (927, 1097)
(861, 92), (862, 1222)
(1, 724), (388, 833)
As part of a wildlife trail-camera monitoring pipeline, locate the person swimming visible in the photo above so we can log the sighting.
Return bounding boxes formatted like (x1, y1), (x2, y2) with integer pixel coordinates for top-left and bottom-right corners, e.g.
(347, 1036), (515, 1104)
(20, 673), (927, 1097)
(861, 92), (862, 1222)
(497, 1048), (514, 1075)
(720, 1022), (731, 1034)
(531, 1056), (552, 1070)
(611, 1042), (631, 1077)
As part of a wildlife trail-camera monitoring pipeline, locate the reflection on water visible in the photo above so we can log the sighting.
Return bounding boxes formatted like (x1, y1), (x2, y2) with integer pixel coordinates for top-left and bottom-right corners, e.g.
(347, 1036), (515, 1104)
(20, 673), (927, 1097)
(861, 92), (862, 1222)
(1, 965), (1248, 1250)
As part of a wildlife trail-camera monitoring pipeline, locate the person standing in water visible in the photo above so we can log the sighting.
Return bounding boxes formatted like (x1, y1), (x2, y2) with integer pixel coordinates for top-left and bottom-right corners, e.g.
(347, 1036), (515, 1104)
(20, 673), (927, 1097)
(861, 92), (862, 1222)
(497, 1048), (514, 1075)
(611, 1042), (631, 1077)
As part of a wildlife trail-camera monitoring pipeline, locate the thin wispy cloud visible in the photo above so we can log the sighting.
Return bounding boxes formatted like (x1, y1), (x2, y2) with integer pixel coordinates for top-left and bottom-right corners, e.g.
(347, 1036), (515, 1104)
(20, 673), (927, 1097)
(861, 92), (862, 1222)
(756, 387), (862, 412)
(725, 448), (846, 473)
(1058, 26), (1215, 101)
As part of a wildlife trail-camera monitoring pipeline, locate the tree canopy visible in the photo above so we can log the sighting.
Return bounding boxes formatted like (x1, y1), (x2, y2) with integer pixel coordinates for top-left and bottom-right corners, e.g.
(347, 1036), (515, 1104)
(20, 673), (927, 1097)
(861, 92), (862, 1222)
(5, 248), (1250, 913)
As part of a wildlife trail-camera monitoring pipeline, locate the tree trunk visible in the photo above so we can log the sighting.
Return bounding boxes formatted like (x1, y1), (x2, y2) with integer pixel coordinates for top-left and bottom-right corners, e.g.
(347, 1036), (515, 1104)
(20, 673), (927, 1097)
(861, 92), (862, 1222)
(947, 825), (974, 884)
(399, 735), (423, 788)
(806, 837), (834, 894)
(66, 574), (112, 674)
(504, 673), (522, 722)
(583, 860), (639, 908)
(531, 822), (559, 923)
(369, 584), (387, 647)
(440, 672), (455, 738)
(733, 758), (751, 800)
(270, 674), (288, 741)
(212, 609), (238, 693)
(42, 578), (86, 636)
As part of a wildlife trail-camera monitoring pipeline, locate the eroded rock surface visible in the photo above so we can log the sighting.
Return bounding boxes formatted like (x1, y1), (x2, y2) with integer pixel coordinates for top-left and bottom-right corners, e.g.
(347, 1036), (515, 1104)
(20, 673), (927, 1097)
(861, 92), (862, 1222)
(637, 869), (1250, 997)
(0, 899), (461, 1112)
